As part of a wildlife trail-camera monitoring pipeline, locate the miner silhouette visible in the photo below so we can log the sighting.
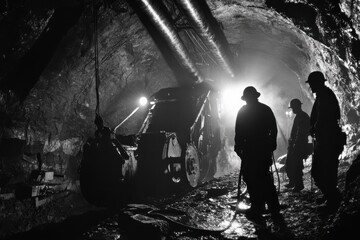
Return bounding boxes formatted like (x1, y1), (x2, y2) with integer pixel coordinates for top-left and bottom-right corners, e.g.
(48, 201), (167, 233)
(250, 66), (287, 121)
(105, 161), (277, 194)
(306, 71), (346, 213)
(285, 98), (311, 192)
(80, 115), (129, 208)
(234, 86), (283, 226)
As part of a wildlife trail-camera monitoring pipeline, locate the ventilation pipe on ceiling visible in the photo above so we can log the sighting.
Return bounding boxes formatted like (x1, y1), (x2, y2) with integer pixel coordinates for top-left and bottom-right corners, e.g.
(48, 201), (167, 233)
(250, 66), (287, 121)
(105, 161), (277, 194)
(131, 0), (203, 84)
(174, 0), (235, 78)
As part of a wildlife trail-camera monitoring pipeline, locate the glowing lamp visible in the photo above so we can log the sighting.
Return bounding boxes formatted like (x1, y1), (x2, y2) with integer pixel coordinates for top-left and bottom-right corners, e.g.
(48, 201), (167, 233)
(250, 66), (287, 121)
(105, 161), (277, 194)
(139, 96), (148, 106)
(286, 109), (293, 118)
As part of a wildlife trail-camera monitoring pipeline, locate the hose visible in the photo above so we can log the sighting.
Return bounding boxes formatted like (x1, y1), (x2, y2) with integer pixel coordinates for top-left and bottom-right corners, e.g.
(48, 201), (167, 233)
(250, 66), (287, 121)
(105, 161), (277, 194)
(272, 153), (281, 193)
(147, 166), (245, 233)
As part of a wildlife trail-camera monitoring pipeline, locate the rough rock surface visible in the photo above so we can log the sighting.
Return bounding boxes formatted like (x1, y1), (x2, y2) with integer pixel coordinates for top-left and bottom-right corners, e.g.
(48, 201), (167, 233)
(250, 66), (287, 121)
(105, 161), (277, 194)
(1, 0), (360, 237)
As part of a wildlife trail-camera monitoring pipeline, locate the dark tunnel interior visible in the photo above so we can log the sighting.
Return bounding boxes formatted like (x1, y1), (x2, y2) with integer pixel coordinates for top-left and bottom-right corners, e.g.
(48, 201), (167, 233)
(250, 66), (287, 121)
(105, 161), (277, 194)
(0, 0), (360, 239)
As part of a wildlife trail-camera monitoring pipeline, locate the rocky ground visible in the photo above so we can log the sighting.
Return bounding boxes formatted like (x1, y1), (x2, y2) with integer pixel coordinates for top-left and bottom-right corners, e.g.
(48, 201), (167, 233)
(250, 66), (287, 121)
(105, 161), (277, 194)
(3, 158), (359, 240)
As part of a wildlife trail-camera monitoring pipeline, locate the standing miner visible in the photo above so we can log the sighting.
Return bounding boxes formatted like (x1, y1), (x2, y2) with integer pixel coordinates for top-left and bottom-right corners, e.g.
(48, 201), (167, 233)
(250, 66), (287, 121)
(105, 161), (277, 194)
(306, 71), (346, 213)
(234, 86), (282, 226)
(285, 98), (311, 192)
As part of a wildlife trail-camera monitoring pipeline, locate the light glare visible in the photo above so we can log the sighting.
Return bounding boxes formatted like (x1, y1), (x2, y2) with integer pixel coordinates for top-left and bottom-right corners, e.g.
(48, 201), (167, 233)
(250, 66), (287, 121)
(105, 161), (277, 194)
(237, 201), (250, 210)
(139, 97), (148, 106)
(220, 86), (245, 119)
(285, 109), (293, 118)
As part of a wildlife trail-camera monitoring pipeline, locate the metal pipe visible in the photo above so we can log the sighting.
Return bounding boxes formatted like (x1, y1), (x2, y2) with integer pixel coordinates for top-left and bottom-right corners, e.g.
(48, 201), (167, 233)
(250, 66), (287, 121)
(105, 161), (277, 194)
(174, 0), (235, 78)
(131, 0), (204, 84)
(186, 29), (218, 65)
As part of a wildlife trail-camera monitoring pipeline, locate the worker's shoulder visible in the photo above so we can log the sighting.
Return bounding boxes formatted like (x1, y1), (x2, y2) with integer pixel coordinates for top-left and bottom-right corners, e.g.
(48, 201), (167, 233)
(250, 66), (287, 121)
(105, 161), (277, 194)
(258, 101), (273, 112)
(297, 110), (310, 122)
(320, 85), (337, 97)
(299, 110), (310, 118)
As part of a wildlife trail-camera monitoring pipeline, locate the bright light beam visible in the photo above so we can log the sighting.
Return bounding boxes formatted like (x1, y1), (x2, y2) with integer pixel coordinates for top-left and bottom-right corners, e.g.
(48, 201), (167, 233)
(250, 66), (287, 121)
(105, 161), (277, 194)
(113, 97), (148, 133)
(113, 107), (139, 133)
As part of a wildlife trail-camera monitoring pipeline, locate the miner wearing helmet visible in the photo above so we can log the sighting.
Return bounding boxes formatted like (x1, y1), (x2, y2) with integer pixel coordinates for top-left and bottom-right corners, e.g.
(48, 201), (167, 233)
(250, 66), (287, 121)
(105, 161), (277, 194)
(306, 71), (345, 214)
(234, 86), (282, 226)
(285, 98), (310, 192)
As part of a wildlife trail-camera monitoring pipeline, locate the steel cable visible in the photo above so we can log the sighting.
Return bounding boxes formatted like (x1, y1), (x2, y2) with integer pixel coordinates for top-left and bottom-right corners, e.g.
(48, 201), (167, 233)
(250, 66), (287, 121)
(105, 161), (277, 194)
(93, 0), (100, 117)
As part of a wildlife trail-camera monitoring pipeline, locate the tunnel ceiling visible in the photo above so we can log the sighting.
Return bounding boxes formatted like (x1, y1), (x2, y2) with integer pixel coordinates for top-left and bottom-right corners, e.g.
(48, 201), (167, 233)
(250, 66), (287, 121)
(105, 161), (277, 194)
(0, 0), (359, 159)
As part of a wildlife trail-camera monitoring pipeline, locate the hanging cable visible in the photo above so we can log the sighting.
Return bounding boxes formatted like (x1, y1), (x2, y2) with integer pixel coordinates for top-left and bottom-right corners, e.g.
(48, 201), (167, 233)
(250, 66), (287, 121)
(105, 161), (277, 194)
(93, 0), (101, 118)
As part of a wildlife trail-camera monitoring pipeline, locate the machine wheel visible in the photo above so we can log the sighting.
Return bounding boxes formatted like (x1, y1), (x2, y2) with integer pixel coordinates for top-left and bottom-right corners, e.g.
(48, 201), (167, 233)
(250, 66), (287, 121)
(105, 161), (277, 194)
(184, 144), (200, 187)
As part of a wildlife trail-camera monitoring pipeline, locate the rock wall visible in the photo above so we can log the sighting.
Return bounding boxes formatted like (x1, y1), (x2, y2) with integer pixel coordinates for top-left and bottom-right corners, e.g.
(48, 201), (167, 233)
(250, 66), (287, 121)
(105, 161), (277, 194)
(0, 0), (360, 237)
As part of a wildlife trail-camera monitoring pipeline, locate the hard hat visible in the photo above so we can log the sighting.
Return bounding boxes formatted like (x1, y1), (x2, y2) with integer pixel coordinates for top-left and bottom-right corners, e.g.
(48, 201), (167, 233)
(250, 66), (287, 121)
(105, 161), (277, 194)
(306, 71), (326, 84)
(241, 86), (260, 101)
(288, 98), (302, 109)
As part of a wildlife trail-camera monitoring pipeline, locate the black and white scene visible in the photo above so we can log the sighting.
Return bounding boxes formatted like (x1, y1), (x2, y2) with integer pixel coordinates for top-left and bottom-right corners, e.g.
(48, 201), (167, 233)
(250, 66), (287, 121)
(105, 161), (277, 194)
(0, 0), (360, 239)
